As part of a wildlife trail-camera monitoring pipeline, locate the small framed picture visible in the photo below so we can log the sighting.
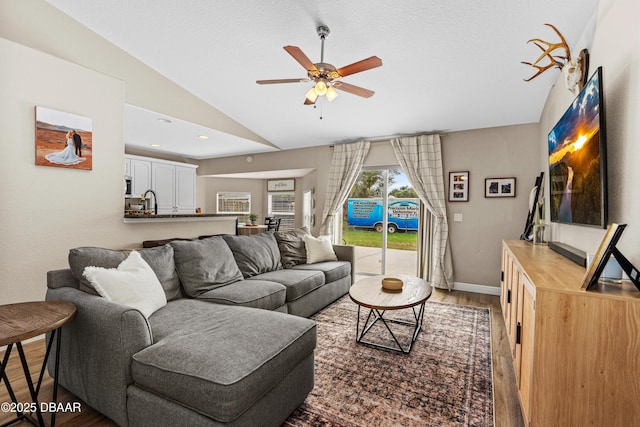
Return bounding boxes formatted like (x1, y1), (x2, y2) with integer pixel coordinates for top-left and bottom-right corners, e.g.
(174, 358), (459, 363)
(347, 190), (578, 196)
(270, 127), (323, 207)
(485, 177), (516, 198)
(35, 106), (93, 170)
(448, 171), (469, 202)
(267, 179), (295, 192)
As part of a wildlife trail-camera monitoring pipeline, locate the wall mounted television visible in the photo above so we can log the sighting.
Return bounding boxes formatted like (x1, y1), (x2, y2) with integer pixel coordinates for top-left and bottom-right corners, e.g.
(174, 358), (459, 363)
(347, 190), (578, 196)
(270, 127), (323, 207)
(548, 66), (608, 228)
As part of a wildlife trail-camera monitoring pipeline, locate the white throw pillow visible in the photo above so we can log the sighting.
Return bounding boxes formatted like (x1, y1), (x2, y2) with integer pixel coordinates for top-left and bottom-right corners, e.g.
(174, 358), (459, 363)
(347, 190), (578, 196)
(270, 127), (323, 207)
(83, 251), (167, 318)
(304, 234), (338, 264)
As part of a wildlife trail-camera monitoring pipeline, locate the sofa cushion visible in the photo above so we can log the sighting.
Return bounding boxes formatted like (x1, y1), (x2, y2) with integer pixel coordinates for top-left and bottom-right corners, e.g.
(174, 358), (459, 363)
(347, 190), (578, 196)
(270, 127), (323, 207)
(82, 251), (167, 318)
(136, 300), (316, 423)
(274, 227), (310, 268)
(248, 269), (325, 302)
(304, 234), (338, 263)
(195, 279), (286, 311)
(138, 245), (182, 301)
(68, 245), (182, 300)
(291, 260), (351, 284)
(170, 237), (243, 297)
(223, 232), (282, 278)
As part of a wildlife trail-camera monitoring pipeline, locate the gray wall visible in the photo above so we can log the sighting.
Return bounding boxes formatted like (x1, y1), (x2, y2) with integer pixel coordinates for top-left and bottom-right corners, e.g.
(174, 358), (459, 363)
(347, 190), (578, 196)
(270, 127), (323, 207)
(443, 124), (540, 287)
(200, 125), (540, 288)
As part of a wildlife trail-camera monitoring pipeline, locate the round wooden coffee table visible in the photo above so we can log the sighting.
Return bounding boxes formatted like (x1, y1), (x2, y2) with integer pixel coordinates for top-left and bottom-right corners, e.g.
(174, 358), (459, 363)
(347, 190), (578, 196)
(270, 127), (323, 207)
(0, 301), (77, 427)
(349, 275), (432, 354)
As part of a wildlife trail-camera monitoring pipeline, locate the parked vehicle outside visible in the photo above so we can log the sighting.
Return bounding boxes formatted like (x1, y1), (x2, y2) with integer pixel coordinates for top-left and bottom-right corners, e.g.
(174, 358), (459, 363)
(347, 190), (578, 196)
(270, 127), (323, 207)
(347, 198), (419, 233)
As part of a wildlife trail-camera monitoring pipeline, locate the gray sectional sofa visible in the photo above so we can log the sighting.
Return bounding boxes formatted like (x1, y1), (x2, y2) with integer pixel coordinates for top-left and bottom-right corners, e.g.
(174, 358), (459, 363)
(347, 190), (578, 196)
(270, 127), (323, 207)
(45, 230), (354, 426)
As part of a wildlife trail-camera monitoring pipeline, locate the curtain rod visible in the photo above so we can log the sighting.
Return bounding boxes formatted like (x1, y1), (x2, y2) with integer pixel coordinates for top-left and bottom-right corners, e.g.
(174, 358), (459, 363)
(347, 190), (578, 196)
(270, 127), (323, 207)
(329, 132), (448, 148)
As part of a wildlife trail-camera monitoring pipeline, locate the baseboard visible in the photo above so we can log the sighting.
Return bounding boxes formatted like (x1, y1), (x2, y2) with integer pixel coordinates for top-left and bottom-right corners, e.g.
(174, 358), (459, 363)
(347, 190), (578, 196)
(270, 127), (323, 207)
(452, 281), (501, 296)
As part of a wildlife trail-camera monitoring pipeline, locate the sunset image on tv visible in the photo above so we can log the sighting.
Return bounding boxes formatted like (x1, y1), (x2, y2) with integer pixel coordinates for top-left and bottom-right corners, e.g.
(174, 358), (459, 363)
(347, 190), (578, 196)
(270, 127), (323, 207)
(548, 68), (606, 227)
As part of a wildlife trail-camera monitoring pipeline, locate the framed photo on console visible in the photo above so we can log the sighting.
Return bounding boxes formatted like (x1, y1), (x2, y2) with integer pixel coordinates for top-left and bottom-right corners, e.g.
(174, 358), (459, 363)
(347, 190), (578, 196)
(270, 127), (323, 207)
(581, 223), (627, 290)
(448, 171), (469, 202)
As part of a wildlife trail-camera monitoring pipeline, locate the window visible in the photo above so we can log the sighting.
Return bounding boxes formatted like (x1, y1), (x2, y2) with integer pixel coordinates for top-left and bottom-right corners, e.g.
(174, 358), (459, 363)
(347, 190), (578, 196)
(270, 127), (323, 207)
(217, 192), (251, 224)
(268, 192), (295, 230)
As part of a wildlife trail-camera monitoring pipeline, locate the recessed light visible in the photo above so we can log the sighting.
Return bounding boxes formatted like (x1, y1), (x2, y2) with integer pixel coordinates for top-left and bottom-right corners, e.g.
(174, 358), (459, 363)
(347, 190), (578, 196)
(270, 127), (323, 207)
(198, 135), (209, 139)
(150, 144), (161, 147)
(157, 118), (171, 124)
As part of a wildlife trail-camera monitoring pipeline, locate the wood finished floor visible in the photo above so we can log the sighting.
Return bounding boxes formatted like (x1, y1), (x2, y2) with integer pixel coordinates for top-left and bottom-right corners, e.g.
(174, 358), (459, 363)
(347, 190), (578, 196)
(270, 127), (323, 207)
(0, 289), (523, 427)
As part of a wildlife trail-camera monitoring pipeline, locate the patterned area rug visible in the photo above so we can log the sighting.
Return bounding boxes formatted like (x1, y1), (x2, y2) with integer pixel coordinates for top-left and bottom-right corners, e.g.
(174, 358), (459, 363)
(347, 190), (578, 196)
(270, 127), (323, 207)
(286, 296), (493, 427)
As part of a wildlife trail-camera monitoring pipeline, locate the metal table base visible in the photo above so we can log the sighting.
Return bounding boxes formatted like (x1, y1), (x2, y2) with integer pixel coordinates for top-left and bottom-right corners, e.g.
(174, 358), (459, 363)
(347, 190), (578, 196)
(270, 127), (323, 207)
(355, 302), (426, 354)
(0, 329), (64, 427)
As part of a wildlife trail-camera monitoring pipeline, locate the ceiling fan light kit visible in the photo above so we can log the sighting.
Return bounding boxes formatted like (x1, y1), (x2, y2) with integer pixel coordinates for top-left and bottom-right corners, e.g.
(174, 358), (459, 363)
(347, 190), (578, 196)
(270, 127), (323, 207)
(257, 25), (382, 105)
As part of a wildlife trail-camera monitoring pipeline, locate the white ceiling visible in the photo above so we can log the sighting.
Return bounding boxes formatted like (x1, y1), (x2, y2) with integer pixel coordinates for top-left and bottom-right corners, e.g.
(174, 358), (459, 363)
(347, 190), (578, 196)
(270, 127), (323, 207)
(47, 0), (599, 160)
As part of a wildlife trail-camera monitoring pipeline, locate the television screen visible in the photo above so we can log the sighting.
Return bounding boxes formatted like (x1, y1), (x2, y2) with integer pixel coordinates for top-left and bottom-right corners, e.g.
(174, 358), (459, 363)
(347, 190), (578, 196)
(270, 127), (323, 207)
(548, 66), (607, 228)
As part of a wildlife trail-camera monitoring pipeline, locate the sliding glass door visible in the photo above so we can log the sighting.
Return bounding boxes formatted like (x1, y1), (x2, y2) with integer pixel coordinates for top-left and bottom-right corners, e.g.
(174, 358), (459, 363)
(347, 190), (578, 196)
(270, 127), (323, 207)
(342, 168), (418, 278)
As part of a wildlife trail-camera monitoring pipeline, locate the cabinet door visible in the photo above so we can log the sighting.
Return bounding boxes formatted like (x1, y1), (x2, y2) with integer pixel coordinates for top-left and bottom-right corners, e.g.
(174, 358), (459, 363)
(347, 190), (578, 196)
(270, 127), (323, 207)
(502, 250), (513, 334)
(152, 163), (176, 213)
(502, 252), (520, 352)
(508, 260), (520, 355)
(130, 159), (151, 197)
(515, 275), (534, 424)
(175, 166), (196, 213)
(501, 247), (509, 317)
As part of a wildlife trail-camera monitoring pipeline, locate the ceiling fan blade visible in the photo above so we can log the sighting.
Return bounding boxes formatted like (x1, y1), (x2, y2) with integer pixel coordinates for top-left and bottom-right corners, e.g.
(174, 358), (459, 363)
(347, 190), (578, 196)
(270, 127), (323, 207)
(284, 46), (318, 72)
(336, 56), (383, 77)
(332, 81), (375, 98)
(256, 78), (310, 84)
(303, 97), (317, 105)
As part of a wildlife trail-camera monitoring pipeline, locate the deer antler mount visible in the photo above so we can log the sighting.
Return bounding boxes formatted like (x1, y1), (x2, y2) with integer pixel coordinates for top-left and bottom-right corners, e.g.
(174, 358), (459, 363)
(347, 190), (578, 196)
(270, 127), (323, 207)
(522, 24), (589, 94)
(522, 23), (571, 82)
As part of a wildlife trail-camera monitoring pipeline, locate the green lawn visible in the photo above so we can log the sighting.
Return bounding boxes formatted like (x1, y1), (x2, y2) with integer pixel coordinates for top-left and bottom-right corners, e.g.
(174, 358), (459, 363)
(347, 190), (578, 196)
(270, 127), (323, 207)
(342, 227), (417, 251)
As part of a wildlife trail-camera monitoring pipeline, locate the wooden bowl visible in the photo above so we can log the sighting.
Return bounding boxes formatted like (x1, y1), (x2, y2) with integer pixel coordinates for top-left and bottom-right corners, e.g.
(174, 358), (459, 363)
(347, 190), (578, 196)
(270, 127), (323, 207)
(381, 277), (403, 291)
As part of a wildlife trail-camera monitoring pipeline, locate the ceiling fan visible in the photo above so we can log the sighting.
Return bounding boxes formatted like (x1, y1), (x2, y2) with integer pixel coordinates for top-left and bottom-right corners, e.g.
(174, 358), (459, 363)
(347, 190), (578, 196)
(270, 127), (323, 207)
(256, 25), (382, 105)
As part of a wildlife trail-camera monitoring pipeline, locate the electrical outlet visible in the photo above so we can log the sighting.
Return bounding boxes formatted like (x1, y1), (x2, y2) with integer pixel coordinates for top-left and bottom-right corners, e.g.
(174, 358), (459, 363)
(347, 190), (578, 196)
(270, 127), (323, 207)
(453, 213), (463, 222)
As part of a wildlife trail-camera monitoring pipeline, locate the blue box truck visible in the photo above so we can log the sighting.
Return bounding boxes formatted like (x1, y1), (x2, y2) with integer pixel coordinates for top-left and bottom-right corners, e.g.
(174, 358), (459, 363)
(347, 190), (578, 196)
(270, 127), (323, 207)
(347, 198), (419, 233)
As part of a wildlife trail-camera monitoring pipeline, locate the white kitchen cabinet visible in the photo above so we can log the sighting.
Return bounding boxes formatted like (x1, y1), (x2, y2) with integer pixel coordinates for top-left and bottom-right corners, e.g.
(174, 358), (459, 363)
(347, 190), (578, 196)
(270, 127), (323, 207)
(125, 154), (197, 213)
(129, 157), (152, 197)
(175, 165), (196, 213)
(151, 161), (197, 214)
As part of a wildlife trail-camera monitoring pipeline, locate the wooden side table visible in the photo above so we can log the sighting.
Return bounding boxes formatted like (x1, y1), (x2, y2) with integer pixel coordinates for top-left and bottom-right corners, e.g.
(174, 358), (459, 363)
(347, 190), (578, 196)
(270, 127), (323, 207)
(237, 225), (268, 235)
(0, 301), (77, 427)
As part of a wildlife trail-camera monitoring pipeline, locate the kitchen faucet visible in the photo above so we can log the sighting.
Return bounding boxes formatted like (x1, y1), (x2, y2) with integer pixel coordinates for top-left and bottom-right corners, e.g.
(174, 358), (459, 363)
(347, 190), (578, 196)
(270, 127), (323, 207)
(142, 189), (158, 215)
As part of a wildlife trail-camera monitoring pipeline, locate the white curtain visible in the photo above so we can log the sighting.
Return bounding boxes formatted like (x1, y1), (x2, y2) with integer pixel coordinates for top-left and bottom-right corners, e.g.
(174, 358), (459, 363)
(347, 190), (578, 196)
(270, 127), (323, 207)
(391, 134), (453, 290)
(319, 141), (370, 237)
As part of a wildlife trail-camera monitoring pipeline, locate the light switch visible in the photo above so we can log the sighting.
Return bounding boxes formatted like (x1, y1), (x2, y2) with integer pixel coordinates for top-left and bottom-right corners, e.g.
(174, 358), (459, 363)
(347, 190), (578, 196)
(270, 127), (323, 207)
(453, 213), (463, 222)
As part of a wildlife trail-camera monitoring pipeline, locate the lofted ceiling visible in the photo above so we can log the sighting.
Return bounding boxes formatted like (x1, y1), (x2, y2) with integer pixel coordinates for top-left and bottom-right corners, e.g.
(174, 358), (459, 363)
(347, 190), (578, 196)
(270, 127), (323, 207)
(47, 0), (599, 160)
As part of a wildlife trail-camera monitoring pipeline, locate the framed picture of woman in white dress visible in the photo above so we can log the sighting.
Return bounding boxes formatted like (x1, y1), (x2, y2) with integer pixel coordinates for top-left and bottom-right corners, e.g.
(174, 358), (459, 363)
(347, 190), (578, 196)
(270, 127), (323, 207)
(35, 106), (92, 170)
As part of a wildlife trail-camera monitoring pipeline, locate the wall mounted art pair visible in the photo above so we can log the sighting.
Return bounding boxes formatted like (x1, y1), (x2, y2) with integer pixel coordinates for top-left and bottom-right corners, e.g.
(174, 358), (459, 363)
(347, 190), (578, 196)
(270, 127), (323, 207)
(448, 171), (516, 202)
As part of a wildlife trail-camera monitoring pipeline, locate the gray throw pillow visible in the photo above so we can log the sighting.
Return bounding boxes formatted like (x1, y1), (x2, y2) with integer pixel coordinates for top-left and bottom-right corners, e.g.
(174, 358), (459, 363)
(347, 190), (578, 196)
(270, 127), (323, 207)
(68, 245), (183, 301)
(69, 247), (126, 295)
(274, 227), (310, 268)
(170, 237), (243, 297)
(222, 232), (282, 278)
(139, 245), (182, 301)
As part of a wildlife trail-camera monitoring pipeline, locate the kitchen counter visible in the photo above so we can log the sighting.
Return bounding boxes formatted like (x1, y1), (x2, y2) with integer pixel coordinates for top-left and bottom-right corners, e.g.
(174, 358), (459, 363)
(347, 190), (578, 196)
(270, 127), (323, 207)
(123, 213), (237, 224)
